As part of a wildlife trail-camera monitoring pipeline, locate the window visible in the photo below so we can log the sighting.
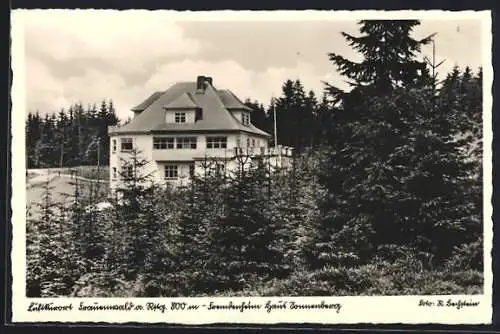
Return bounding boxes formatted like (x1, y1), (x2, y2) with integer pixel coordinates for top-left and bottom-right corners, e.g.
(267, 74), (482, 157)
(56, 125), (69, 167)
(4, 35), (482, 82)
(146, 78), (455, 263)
(121, 138), (133, 152)
(121, 165), (133, 179)
(175, 112), (186, 123)
(112, 139), (117, 153)
(206, 136), (227, 149)
(153, 137), (174, 149)
(176, 137), (197, 149)
(164, 165), (178, 179)
(112, 167), (117, 179)
(189, 163), (195, 178)
(236, 138), (241, 148)
(251, 139), (256, 147)
(242, 113), (250, 125)
(247, 138), (250, 147)
(195, 109), (203, 121)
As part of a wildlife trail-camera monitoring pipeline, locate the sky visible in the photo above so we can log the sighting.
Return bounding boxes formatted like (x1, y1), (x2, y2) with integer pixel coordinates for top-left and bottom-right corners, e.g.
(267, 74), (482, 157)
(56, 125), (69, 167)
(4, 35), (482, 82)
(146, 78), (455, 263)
(17, 10), (486, 121)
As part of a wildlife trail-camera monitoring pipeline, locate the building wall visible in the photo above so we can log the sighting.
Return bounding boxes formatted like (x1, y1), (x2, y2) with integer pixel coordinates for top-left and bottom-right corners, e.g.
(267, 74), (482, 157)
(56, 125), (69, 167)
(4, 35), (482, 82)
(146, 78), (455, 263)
(150, 133), (239, 161)
(238, 132), (268, 150)
(109, 134), (156, 191)
(230, 110), (245, 124)
(109, 131), (272, 190)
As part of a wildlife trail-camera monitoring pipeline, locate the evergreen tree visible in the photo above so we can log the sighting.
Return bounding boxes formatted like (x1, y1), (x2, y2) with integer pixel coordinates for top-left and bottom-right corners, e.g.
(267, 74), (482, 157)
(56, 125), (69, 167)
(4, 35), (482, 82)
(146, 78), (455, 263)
(26, 112), (43, 167)
(312, 20), (479, 268)
(326, 20), (434, 97)
(26, 176), (75, 296)
(169, 163), (227, 295)
(273, 79), (317, 151)
(114, 149), (156, 279)
(304, 90), (318, 147)
(207, 155), (287, 291)
(437, 67), (483, 267)
(314, 94), (336, 146)
(25, 99), (119, 168)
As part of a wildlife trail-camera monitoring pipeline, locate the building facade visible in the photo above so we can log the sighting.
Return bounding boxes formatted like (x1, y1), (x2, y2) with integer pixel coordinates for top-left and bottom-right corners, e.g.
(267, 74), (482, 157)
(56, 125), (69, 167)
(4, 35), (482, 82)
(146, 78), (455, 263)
(108, 75), (292, 190)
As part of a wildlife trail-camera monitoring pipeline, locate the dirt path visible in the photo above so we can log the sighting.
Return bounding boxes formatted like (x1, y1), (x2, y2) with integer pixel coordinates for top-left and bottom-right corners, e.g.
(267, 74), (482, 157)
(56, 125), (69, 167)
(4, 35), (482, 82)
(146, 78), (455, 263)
(27, 168), (109, 188)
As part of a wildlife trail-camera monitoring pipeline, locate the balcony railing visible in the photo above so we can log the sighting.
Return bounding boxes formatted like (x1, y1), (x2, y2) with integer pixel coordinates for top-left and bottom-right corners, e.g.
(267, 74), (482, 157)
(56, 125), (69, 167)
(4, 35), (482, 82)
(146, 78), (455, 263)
(152, 145), (294, 162)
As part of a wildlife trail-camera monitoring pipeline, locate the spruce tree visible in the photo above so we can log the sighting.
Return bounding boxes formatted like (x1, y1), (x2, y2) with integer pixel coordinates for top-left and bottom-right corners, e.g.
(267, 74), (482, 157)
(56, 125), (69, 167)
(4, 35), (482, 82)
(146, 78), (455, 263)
(273, 79), (317, 151)
(26, 176), (75, 296)
(327, 20), (434, 96)
(436, 67), (483, 268)
(312, 20), (479, 268)
(114, 149), (156, 279)
(207, 155), (287, 291)
(171, 163), (226, 295)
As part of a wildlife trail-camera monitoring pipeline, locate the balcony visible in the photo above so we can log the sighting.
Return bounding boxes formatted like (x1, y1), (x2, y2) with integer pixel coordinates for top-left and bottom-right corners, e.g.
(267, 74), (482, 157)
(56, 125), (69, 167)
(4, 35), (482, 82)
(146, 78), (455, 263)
(152, 146), (294, 162)
(152, 148), (234, 162)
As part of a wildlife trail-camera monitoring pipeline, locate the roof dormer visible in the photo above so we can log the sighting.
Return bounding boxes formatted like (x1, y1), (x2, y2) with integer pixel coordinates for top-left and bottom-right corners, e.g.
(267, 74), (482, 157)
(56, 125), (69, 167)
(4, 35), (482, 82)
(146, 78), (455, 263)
(163, 92), (201, 124)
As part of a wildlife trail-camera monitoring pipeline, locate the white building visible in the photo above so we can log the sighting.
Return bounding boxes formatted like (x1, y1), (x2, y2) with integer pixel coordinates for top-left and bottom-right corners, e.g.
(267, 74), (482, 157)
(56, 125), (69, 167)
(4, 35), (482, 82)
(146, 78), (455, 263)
(108, 75), (292, 189)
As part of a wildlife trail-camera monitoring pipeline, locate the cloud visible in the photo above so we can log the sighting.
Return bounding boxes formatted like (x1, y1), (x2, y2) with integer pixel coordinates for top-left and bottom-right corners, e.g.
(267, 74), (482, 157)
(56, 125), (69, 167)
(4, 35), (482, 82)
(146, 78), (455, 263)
(20, 10), (349, 120)
(23, 10), (340, 120)
(143, 59), (336, 111)
(25, 57), (70, 113)
(21, 10), (204, 117)
(26, 54), (335, 120)
(23, 10), (202, 72)
(19, 10), (484, 121)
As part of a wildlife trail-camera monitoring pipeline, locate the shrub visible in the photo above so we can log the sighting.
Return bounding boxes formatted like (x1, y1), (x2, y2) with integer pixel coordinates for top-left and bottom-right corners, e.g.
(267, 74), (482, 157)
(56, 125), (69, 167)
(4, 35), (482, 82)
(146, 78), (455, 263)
(71, 271), (134, 297)
(231, 260), (484, 297)
(445, 238), (483, 271)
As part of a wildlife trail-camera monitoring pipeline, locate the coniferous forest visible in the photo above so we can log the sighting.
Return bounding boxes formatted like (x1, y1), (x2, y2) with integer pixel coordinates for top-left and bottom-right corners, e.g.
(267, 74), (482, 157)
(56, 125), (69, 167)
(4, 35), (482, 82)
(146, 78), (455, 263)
(25, 100), (120, 168)
(26, 20), (484, 297)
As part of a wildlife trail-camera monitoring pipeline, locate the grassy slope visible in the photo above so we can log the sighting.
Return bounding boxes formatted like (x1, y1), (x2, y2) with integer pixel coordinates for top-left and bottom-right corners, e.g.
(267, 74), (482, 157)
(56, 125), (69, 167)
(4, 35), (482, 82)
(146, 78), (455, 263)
(26, 167), (109, 219)
(56, 165), (110, 182)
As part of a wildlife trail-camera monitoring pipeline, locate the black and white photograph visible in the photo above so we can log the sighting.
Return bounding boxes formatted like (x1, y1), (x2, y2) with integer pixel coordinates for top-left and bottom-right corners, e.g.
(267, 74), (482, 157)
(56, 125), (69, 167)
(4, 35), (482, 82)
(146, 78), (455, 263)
(10, 9), (492, 324)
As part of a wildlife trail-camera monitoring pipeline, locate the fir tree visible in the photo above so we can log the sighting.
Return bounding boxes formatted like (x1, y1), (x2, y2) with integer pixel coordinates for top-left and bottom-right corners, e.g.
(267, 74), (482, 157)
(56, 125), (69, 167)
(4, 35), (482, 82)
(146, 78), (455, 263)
(313, 20), (478, 268)
(25, 99), (119, 168)
(273, 79), (317, 151)
(114, 149), (156, 279)
(207, 154), (287, 291)
(26, 175), (75, 296)
(326, 20), (434, 100)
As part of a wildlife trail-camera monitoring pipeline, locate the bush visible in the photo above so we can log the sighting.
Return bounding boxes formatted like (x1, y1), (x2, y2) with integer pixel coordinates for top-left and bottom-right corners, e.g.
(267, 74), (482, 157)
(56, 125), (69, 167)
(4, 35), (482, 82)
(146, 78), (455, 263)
(232, 259), (484, 297)
(71, 271), (135, 297)
(445, 238), (483, 271)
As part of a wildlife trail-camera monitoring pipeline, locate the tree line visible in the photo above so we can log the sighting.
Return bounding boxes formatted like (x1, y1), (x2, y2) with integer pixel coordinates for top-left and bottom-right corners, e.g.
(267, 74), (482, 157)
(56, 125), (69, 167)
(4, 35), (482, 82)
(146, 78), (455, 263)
(26, 19), (484, 297)
(245, 80), (332, 151)
(25, 100), (120, 169)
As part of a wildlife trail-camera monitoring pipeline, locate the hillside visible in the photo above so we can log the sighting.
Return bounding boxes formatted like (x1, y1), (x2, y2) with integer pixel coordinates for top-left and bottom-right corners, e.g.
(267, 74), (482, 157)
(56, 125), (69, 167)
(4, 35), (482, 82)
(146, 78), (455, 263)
(26, 167), (109, 218)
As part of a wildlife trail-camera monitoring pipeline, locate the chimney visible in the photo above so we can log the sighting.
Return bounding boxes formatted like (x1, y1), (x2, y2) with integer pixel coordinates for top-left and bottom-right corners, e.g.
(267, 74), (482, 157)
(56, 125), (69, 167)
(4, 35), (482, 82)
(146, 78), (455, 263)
(205, 76), (213, 86)
(196, 75), (205, 90)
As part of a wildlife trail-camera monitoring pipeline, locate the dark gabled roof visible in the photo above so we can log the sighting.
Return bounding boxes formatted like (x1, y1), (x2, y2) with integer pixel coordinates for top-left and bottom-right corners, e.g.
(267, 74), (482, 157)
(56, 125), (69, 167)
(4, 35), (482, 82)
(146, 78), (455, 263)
(110, 81), (271, 137)
(131, 91), (164, 112)
(217, 90), (252, 111)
